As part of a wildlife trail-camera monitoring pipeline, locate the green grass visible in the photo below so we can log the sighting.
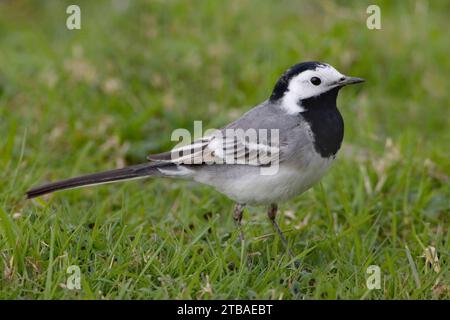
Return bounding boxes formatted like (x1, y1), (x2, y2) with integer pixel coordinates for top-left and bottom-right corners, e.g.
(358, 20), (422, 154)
(0, 0), (449, 299)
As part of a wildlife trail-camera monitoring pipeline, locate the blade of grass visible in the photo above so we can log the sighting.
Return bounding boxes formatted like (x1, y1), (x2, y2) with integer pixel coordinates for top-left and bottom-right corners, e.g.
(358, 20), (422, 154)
(405, 244), (421, 289)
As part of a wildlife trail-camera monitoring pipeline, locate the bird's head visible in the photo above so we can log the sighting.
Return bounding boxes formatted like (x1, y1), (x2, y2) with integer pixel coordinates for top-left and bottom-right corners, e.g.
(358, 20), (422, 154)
(270, 61), (364, 114)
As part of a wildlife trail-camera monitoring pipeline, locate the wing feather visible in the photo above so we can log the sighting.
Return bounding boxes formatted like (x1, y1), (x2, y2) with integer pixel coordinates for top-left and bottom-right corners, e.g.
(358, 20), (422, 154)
(147, 131), (281, 166)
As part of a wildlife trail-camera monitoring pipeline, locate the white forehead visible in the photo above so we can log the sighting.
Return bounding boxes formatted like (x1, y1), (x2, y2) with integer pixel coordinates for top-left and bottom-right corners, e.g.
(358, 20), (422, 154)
(291, 64), (344, 85)
(281, 64), (345, 114)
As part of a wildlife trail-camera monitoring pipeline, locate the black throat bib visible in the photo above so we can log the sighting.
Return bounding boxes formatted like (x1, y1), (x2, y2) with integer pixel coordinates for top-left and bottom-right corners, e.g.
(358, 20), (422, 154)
(299, 87), (344, 158)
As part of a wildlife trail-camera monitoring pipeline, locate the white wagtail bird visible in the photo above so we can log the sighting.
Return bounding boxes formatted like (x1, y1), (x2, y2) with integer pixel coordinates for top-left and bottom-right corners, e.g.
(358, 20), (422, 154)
(27, 61), (364, 259)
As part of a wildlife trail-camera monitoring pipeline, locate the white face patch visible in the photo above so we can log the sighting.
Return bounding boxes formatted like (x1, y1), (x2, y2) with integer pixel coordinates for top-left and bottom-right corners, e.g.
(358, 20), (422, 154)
(280, 64), (345, 114)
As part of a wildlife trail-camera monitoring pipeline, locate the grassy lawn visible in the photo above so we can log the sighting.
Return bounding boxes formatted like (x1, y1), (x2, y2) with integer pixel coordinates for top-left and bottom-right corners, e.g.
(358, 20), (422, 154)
(0, 0), (448, 299)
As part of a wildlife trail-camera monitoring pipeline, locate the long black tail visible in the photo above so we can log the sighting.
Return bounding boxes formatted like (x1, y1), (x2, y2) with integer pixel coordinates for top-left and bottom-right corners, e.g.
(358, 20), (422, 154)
(26, 162), (167, 199)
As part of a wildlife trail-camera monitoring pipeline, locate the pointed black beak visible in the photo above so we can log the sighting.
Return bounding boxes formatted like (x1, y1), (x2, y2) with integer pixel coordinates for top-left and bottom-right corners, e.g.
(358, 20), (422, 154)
(338, 76), (365, 86)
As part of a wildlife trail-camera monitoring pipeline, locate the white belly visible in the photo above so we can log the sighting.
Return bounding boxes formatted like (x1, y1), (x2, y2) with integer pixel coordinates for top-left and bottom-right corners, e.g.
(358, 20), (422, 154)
(198, 155), (335, 205)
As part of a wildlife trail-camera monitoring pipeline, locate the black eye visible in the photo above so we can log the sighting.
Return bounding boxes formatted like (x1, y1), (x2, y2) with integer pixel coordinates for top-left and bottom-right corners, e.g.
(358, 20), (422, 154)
(310, 77), (321, 86)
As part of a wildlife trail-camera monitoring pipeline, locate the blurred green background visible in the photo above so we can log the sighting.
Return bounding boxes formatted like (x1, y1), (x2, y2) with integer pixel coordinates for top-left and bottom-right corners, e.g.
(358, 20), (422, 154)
(0, 0), (448, 299)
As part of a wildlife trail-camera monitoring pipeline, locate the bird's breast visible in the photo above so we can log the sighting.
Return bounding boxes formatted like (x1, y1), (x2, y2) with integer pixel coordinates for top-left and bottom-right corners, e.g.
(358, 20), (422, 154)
(298, 87), (344, 158)
(300, 106), (344, 158)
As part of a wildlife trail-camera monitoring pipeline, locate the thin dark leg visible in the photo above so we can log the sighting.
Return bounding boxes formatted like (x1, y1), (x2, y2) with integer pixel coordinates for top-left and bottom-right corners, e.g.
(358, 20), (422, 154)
(268, 203), (297, 261)
(233, 203), (245, 242)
